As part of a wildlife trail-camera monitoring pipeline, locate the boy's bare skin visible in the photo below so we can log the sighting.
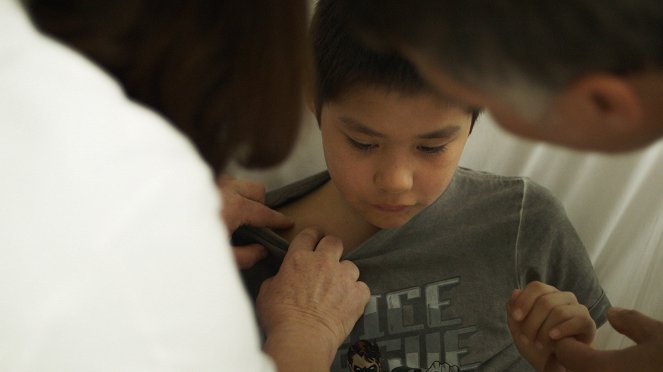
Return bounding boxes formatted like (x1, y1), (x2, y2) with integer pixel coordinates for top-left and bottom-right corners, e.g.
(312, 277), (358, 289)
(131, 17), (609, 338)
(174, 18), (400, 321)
(277, 181), (379, 255)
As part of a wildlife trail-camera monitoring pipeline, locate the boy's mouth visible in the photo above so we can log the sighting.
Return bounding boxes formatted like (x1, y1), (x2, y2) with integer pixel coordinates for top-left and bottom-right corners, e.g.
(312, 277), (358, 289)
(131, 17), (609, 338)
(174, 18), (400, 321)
(372, 204), (411, 213)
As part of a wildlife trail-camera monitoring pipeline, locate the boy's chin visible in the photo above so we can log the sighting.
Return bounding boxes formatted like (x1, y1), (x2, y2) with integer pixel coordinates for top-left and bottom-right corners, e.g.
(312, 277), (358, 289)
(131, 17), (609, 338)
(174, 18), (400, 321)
(369, 215), (414, 229)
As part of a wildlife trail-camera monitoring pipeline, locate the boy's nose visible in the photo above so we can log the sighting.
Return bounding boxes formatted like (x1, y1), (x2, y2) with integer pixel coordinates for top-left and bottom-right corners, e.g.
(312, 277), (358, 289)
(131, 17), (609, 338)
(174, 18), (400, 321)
(374, 164), (413, 194)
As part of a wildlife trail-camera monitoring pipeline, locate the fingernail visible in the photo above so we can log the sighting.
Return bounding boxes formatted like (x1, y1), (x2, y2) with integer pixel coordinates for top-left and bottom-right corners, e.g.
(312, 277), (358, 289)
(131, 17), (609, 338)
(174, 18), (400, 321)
(513, 309), (523, 321)
(519, 334), (529, 345)
(609, 307), (626, 314)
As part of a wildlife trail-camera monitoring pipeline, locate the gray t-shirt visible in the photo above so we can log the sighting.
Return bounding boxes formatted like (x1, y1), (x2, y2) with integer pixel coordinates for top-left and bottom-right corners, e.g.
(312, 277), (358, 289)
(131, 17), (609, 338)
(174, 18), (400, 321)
(235, 167), (611, 372)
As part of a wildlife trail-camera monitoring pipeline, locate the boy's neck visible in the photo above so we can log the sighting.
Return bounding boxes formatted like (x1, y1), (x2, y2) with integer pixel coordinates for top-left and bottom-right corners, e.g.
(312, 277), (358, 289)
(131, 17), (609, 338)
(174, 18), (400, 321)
(276, 180), (380, 256)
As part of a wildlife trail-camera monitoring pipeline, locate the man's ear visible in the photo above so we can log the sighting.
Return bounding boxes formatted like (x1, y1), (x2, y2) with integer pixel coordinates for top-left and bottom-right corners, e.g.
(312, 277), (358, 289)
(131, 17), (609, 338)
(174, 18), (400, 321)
(561, 75), (644, 135)
(305, 95), (323, 128)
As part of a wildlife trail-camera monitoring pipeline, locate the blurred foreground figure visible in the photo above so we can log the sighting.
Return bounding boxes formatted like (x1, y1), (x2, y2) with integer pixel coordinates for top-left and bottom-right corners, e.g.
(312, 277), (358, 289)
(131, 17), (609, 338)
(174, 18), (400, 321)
(0, 0), (369, 370)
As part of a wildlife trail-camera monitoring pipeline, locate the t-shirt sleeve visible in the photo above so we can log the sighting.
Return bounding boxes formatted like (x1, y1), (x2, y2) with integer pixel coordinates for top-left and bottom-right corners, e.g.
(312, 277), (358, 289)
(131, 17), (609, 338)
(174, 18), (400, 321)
(515, 179), (611, 327)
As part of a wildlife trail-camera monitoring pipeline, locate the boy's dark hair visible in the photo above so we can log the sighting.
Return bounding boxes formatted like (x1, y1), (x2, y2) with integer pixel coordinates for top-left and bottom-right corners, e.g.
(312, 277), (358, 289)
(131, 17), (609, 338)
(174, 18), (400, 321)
(346, 0), (663, 93)
(26, 0), (310, 174)
(311, 0), (480, 125)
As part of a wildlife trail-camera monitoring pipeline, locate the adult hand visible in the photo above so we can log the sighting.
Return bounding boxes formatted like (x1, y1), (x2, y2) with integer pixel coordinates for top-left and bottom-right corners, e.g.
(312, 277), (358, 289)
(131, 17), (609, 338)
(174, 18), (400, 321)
(217, 175), (293, 269)
(257, 227), (371, 371)
(550, 307), (663, 372)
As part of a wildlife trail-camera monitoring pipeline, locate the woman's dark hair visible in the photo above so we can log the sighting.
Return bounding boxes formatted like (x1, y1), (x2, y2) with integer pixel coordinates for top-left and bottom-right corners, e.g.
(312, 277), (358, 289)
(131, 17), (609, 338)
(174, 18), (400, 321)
(311, 0), (480, 125)
(26, 0), (310, 174)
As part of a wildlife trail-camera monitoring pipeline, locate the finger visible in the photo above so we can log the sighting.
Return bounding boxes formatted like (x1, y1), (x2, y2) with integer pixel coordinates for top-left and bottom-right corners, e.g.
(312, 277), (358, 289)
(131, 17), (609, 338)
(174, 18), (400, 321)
(607, 307), (660, 344)
(314, 235), (345, 261)
(356, 280), (371, 305)
(233, 244), (268, 270)
(217, 175), (267, 202)
(554, 337), (639, 372)
(506, 299), (528, 347)
(511, 288), (523, 302)
(506, 289), (523, 336)
(542, 353), (567, 372)
(531, 299), (584, 340)
(547, 307), (595, 344)
(228, 198), (293, 230)
(287, 227), (324, 253)
(512, 281), (558, 322)
(216, 173), (236, 183)
(257, 276), (273, 296)
(229, 179), (267, 203)
(340, 259), (360, 281)
(521, 291), (576, 345)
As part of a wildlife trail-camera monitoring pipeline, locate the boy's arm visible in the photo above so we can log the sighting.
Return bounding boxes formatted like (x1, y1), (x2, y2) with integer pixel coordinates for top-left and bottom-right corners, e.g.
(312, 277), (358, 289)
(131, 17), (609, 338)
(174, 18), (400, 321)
(507, 281), (597, 371)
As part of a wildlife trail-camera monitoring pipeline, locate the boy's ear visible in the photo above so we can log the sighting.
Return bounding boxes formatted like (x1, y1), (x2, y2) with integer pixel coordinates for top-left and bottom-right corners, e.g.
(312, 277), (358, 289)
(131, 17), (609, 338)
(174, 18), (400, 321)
(557, 74), (644, 135)
(305, 97), (316, 115)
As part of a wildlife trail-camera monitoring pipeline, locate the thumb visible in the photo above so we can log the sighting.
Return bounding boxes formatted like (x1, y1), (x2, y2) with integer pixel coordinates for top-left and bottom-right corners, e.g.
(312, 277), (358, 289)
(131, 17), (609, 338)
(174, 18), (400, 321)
(542, 353), (567, 372)
(223, 198), (293, 232)
(607, 307), (657, 344)
(553, 337), (615, 372)
(233, 244), (268, 269)
(243, 199), (293, 229)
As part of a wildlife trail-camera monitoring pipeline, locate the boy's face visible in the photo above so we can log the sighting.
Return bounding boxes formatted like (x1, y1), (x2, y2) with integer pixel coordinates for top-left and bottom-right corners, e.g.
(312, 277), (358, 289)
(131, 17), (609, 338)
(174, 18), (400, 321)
(320, 86), (472, 229)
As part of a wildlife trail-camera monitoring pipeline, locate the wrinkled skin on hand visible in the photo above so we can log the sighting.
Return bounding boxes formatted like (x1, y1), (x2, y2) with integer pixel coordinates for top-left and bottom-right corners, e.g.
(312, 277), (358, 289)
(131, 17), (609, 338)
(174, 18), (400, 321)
(257, 227), (371, 364)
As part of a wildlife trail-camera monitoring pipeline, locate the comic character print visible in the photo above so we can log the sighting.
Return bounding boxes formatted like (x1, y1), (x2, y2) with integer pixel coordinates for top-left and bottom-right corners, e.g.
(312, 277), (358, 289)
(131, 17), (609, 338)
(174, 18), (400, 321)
(348, 340), (382, 372)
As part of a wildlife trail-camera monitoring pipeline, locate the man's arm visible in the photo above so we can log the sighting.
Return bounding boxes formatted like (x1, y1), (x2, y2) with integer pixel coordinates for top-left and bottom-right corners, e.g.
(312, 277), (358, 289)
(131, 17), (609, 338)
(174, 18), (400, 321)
(550, 308), (663, 372)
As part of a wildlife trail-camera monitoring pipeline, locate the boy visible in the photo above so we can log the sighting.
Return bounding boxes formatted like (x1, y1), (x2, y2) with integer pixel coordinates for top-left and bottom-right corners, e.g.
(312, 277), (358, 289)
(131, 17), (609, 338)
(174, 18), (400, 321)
(235, 0), (610, 370)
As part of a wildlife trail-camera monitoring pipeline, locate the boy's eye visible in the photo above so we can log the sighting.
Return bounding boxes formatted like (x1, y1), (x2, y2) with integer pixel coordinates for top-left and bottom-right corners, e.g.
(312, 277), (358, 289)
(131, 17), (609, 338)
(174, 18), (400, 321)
(347, 137), (378, 151)
(417, 144), (447, 154)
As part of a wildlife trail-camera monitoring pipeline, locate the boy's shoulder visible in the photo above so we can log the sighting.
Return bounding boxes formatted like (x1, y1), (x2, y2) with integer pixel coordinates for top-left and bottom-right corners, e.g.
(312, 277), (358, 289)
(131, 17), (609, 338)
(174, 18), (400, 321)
(439, 167), (564, 218)
(454, 167), (556, 198)
(264, 170), (330, 208)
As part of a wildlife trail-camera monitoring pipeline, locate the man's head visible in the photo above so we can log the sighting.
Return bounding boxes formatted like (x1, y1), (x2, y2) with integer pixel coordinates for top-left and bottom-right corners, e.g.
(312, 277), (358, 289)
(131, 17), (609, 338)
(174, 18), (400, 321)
(346, 0), (663, 152)
(311, 0), (478, 229)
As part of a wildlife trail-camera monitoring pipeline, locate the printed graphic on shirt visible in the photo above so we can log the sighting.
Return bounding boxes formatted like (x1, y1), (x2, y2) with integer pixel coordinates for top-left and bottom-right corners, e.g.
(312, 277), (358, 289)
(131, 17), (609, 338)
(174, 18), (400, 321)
(332, 276), (481, 371)
(348, 340), (382, 372)
(346, 339), (462, 372)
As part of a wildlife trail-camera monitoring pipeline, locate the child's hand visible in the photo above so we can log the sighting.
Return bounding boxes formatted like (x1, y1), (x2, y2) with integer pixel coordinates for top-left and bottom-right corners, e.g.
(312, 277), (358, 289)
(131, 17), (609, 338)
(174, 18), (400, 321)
(506, 281), (596, 371)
